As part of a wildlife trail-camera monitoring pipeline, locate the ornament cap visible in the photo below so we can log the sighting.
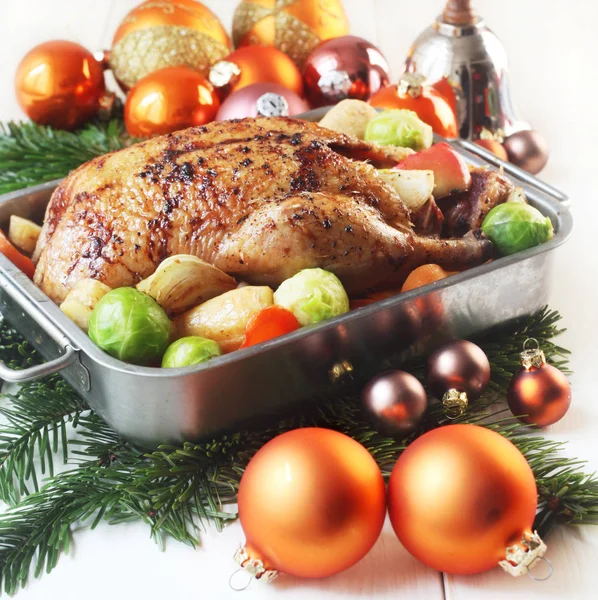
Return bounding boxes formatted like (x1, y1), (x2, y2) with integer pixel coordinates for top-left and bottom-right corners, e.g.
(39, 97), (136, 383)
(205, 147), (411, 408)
(520, 339), (546, 370)
(442, 389), (468, 419)
(234, 545), (278, 583)
(256, 93), (289, 117)
(499, 531), (549, 578)
(318, 70), (352, 102)
(210, 61), (242, 89)
(398, 72), (427, 98)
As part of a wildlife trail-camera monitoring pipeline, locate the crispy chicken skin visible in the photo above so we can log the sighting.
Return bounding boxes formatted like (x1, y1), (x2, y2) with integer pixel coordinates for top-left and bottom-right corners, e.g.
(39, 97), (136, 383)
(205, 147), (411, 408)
(34, 117), (492, 304)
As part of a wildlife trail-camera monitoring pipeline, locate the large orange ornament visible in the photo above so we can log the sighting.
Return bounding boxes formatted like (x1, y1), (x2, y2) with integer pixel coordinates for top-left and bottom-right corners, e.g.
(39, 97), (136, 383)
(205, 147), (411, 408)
(370, 73), (458, 138)
(124, 67), (219, 137)
(110, 0), (231, 90)
(233, 0), (349, 67)
(209, 46), (303, 98)
(15, 41), (105, 130)
(236, 428), (386, 580)
(388, 424), (547, 576)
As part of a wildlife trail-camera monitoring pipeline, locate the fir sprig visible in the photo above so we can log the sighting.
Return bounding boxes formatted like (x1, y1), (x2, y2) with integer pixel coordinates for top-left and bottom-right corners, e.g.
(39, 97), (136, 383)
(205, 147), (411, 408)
(0, 307), (594, 596)
(0, 120), (133, 194)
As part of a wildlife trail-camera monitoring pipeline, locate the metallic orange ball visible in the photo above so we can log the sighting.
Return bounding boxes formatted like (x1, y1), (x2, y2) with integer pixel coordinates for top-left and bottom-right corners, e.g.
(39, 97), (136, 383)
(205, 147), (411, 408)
(15, 40), (105, 130)
(110, 0), (232, 89)
(124, 67), (219, 137)
(210, 46), (304, 98)
(508, 363), (571, 427)
(388, 424), (539, 575)
(237, 428), (386, 579)
(233, 0), (349, 67)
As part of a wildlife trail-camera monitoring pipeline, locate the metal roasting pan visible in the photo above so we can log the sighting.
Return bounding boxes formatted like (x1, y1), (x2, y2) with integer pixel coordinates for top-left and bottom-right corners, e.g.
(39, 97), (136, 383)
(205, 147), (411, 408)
(0, 108), (573, 448)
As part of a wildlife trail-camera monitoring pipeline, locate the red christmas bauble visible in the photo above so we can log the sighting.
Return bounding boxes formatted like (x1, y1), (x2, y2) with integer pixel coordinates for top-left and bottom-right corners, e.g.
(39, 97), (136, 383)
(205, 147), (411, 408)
(507, 346), (571, 427)
(388, 424), (546, 575)
(216, 82), (309, 121)
(303, 36), (390, 108)
(236, 428), (386, 580)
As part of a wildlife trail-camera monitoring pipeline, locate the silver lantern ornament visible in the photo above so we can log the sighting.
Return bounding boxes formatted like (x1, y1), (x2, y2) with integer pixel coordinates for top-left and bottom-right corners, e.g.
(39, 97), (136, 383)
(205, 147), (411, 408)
(405, 0), (549, 173)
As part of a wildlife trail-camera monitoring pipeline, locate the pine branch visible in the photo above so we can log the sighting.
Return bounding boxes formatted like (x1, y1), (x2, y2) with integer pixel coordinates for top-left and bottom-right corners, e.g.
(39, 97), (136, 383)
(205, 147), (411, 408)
(0, 120), (133, 194)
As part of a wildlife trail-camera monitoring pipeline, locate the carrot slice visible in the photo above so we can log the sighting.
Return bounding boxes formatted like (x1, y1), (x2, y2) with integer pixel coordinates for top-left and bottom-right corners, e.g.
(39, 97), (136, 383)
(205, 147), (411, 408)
(240, 306), (301, 348)
(401, 264), (451, 293)
(0, 229), (36, 279)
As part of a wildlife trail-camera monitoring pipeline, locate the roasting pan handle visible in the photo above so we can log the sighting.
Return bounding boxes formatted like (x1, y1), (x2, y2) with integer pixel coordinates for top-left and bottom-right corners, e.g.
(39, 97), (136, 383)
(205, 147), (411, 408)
(455, 139), (570, 206)
(0, 268), (78, 383)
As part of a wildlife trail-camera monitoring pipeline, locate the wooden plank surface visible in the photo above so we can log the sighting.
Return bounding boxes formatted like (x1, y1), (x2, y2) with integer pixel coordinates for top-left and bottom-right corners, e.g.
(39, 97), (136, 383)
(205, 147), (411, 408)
(1, 1), (598, 598)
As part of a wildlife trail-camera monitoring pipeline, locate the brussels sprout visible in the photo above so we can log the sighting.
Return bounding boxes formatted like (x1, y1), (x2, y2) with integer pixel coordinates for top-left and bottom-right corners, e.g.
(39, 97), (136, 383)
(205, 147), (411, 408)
(482, 203), (554, 256)
(274, 268), (349, 326)
(89, 287), (171, 364)
(365, 109), (433, 151)
(162, 336), (222, 368)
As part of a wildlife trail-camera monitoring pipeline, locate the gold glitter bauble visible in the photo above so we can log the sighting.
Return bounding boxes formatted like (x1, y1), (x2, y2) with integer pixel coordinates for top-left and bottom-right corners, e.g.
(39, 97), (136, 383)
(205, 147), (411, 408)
(110, 0), (231, 89)
(233, 0), (349, 68)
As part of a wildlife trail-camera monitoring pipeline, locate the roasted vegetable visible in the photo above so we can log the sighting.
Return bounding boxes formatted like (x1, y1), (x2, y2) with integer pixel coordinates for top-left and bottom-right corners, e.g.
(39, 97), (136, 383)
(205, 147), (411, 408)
(240, 306), (300, 348)
(378, 169), (434, 212)
(482, 203), (554, 256)
(274, 269), (349, 326)
(365, 109), (433, 151)
(0, 230), (36, 278)
(137, 254), (237, 315)
(89, 288), (171, 364)
(319, 99), (378, 140)
(8, 215), (42, 254)
(401, 264), (452, 292)
(60, 279), (112, 332)
(174, 286), (274, 353)
(162, 336), (221, 368)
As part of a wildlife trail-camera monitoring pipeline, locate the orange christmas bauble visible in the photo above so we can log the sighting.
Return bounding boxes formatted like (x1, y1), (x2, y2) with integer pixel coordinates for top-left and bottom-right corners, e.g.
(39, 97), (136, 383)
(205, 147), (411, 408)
(232, 0), (349, 67)
(110, 0), (231, 90)
(209, 46), (303, 98)
(370, 73), (458, 138)
(15, 41), (105, 130)
(388, 424), (543, 575)
(124, 67), (219, 137)
(236, 428), (386, 580)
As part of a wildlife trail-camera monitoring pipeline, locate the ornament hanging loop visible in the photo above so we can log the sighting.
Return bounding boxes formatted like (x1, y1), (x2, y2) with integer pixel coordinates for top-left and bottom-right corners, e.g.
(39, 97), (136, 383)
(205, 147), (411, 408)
(520, 339), (546, 370)
(229, 569), (254, 592)
(526, 556), (553, 582)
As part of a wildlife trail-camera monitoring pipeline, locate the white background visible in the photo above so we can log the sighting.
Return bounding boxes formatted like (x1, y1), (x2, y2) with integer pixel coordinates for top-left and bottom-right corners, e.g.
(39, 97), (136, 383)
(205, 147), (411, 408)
(1, 0), (598, 598)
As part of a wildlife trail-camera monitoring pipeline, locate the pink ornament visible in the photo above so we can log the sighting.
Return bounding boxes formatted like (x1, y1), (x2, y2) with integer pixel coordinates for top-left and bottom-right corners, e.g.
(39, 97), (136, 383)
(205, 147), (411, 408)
(216, 82), (310, 121)
(303, 36), (391, 108)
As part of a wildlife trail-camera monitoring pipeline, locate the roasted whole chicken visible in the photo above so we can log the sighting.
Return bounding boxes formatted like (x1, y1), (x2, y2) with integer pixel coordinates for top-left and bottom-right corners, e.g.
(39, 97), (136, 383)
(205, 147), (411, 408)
(34, 117), (507, 304)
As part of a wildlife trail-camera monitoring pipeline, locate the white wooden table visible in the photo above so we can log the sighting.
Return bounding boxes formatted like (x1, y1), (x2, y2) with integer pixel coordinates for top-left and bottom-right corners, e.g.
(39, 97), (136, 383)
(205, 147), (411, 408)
(1, 0), (598, 598)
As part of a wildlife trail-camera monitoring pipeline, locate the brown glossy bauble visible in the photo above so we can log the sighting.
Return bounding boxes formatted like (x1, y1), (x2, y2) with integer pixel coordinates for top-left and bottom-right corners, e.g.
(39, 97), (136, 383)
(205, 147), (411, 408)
(233, 0), (349, 67)
(388, 424), (542, 575)
(110, 0), (231, 90)
(15, 41), (105, 130)
(303, 36), (390, 108)
(427, 340), (490, 401)
(508, 363), (571, 428)
(209, 46), (303, 98)
(362, 371), (428, 437)
(124, 67), (219, 137)
(369, 73), (458, 138)
(237, 428), (386, 580)
(503, 130), (549, 175)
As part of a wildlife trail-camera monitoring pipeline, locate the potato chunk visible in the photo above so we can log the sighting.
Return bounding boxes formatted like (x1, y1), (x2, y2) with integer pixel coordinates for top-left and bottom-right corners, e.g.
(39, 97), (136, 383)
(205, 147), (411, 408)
(9, 216), (42, 254)
(319, 99), (378, 140)
(137, 255), (237, 315)
(60, 279), (112, 332)
(174, 286), (274, 353)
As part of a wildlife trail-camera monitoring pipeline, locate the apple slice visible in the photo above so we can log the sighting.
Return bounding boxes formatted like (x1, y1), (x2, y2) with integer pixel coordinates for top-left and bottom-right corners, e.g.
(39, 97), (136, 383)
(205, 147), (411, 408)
(378, 169), (434, 212)
(396, 142), (471, 199)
